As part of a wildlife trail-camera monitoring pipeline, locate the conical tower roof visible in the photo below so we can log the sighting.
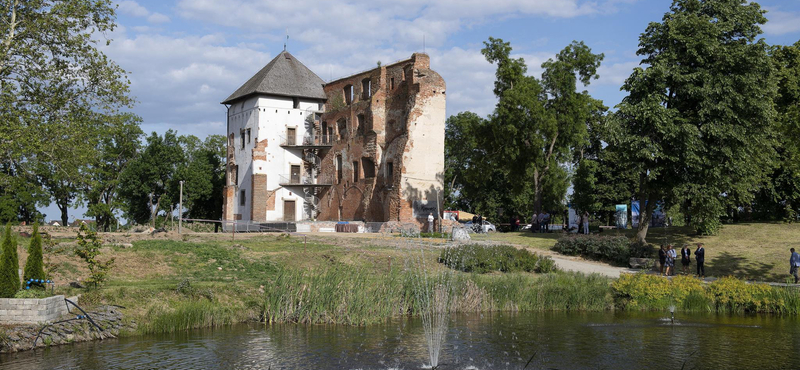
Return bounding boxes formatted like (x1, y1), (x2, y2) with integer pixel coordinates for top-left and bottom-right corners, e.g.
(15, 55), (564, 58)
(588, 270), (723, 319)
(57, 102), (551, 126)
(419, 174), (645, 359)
(222, 51), (326, 104)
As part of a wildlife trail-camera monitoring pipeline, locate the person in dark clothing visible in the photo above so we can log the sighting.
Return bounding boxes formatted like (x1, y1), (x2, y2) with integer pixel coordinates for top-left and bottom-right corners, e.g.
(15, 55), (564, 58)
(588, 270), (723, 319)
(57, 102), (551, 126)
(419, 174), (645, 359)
(658, 245), (667, 276)
(695, 243), (705, 277)
(477, 214), (484, 233)
(680, 244), (691, 275)
(514, 217), (520, 231)
(790, 248), (800, 284)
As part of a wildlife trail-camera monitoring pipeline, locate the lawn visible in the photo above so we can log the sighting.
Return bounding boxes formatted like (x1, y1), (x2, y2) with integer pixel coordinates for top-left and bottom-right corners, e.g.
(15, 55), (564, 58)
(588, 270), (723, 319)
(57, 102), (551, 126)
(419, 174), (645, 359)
(476, 223), (800, 282)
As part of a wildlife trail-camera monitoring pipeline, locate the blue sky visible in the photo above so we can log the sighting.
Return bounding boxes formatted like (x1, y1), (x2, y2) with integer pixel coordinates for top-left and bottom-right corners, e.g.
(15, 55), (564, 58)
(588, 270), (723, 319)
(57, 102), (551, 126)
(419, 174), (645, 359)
(44, 0), (800, 222)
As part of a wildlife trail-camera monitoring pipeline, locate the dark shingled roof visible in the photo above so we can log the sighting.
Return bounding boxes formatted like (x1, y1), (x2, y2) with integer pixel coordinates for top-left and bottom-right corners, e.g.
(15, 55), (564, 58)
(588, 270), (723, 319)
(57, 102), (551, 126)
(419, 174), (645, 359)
(222, 51), (326, 104)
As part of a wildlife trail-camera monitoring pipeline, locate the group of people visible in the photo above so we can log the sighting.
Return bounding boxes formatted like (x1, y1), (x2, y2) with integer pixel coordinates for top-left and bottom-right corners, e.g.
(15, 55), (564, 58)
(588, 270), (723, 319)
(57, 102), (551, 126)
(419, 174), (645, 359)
(658, 243), (706, 277)
(530, 212), (552, 233)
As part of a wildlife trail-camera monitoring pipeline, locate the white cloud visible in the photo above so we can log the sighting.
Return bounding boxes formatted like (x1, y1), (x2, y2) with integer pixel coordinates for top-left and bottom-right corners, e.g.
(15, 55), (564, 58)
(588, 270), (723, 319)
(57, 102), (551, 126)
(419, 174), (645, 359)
(147, 12), (171, 24)
(763, 10), (800, 35)
(594, 61), (639, 86)
(117, 0), (149, 17)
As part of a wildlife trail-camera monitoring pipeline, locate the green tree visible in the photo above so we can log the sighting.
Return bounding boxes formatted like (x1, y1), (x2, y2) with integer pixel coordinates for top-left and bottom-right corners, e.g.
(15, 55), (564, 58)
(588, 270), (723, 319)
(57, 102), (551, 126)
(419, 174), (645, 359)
(479, 38), (604, 214)
(177, 135), (226, 221)
(0, 224), (19, 297)
(119, 130), (185, 226)
(611, 0), (776, 242)
(23, 222), (45, 285)
(0, 0), (132, 223)
(85, 113), (143, 231)
(754, 42), (800, 222)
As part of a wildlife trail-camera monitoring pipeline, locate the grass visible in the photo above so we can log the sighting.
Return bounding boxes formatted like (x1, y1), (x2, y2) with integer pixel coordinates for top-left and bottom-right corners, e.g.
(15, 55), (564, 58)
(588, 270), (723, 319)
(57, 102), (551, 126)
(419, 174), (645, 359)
(3, 222), (797, 339)
(477, 223), (800, 282)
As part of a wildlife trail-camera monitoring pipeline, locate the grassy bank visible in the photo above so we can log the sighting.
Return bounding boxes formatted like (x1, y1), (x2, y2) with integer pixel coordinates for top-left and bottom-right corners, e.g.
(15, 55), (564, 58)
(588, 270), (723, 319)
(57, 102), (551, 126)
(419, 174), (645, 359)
(5, 223), (799, 338)
(483, 222), (800, 282)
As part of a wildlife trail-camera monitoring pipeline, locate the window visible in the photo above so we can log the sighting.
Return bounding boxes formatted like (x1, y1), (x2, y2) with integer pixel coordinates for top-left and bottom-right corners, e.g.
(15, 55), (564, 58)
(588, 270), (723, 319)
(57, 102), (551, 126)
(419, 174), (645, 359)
(230, 165), (239, 186)
(293, 97), (300, 109)
(336, 155), (343, 183)
(240, 189), (246, 206)
(322, 121), (329, 143)
(356, 114), (365, 135)
(246, 128), (251, 143)
(362, 158), (375, 178)
(343, 85), (353, 104)
(240, 130), (245, 149)
(353, 161), (359, 182)
(386, 161), (394, 183)
(361, 78), (371, 100)
(337, 119), (347, 141)
(390, 77), (395, 89)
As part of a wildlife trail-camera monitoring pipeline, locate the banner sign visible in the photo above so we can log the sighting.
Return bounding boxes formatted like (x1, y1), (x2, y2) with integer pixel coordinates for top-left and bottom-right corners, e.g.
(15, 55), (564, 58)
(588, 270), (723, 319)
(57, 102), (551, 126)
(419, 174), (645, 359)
(631, 201), (667, 228)
(615, 205), (628, 229)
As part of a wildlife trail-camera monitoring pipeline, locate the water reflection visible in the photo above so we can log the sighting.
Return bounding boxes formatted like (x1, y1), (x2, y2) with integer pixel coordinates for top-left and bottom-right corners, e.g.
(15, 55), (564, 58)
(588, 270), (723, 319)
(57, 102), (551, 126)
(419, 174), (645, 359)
(1, 312), (798, 369)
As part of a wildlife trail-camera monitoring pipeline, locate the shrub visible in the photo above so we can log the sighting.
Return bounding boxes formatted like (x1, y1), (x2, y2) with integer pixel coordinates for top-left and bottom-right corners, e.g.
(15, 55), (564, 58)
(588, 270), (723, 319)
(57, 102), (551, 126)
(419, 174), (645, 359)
(0, 225), (19, 298)
(75, 224), (115, 288)
(439, 244), (556, 274)
(553, 235), (654, 266)
(23, 223), (46, 288)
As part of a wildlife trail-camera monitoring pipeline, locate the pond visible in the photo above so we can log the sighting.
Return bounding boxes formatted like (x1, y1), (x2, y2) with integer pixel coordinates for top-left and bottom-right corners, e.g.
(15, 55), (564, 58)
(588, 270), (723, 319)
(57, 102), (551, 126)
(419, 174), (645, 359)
(1, 311), (798, 369)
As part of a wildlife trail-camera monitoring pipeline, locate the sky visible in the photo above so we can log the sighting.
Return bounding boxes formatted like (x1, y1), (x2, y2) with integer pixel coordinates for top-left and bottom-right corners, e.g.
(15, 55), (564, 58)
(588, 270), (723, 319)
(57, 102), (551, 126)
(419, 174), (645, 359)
(43, 0), (800, 222)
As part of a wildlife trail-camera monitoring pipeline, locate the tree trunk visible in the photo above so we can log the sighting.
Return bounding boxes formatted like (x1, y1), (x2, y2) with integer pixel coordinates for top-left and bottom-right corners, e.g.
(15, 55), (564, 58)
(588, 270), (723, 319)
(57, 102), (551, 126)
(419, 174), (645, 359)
(533, 169), (542, 214)
(58, 201), (69, 228)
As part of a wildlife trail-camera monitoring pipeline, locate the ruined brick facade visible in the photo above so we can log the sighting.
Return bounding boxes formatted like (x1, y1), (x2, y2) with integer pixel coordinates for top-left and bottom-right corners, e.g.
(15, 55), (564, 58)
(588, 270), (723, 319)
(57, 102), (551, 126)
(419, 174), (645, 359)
(316, 53), (446, 223)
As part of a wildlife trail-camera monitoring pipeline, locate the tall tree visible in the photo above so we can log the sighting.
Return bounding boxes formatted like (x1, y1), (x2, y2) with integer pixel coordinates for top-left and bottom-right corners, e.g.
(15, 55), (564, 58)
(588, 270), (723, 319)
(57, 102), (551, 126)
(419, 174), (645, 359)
(479, 38), (604, 214)
(0, 0), (132, 222)
(119, 130), (184, 226)
(757, 42), (800, 222)
(176, 134), (226, 221)
(85, 113), (143, 231)
(611, 0), (776, 242)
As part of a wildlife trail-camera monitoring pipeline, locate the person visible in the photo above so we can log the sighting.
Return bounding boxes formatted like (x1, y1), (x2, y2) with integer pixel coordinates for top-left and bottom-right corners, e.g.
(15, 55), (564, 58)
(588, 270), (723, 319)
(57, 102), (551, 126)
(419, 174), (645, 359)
(658, 245), (667, 276)
(477, 214), (484, 233)
(790, 248), (800, 284)
(665, 245), (677, 276)
(531, 212), (538, 233)
(695, 243), (705, 277)
(514, 216), (520, 231)
(542, 212), (550, 233)
(582, 211), (590, 235)
(681, 244), (691, 275)
(427, 213), (434, 233)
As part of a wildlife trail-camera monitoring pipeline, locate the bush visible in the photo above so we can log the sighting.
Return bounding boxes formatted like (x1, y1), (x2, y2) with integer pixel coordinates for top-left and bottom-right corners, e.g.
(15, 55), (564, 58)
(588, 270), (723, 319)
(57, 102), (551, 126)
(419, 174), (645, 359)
(553, 235), (653, 266)
(439, 244), (557, 274)
(23, 223), (46, 288)
(0, 225), (19, 298)
(75, 224), (115, 289)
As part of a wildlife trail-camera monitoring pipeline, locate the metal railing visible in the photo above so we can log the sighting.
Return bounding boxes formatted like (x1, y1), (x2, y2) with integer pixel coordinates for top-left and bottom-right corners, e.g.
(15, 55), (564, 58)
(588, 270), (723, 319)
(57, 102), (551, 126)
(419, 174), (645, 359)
(279, 134), (333, 146)
(278, 173), (332, 186)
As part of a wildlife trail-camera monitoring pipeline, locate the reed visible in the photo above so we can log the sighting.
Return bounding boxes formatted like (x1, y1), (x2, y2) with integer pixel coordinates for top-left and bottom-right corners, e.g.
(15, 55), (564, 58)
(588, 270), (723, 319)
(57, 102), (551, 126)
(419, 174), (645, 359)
(138, 301), (249, 334)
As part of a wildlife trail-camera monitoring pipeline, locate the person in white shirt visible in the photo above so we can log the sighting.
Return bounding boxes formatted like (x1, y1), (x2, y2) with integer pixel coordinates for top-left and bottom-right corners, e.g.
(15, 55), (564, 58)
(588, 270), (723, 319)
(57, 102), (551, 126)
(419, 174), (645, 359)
(427, 213), (435, 233)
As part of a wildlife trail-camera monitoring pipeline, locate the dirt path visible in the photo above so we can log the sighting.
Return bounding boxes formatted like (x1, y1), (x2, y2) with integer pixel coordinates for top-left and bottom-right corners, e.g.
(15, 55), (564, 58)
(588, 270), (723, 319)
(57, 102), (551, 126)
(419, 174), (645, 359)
(529, 249), (637, 278)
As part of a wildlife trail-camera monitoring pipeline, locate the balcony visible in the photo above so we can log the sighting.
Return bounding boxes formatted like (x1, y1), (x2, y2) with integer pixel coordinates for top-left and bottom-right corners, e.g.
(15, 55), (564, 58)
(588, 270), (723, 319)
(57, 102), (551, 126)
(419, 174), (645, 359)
(278, 173), (333, 187)
(279, 134), (333, 149)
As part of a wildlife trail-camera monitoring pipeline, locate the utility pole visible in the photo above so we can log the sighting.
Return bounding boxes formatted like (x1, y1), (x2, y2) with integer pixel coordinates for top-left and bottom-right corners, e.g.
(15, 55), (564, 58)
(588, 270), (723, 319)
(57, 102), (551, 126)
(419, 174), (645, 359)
(179, 180), (184, 234)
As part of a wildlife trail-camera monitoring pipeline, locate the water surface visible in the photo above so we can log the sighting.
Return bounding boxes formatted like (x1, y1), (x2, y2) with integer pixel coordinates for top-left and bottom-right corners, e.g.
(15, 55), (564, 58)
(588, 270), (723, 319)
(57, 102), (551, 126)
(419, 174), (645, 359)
(1, 312), (797, 369)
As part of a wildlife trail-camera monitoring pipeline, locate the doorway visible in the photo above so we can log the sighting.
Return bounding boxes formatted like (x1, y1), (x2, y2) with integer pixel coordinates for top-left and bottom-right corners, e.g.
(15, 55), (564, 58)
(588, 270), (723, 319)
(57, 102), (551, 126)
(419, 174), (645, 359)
(287, 127), (296, 145)
(291, 165), (301, 183)
(284, 200), (296, 221)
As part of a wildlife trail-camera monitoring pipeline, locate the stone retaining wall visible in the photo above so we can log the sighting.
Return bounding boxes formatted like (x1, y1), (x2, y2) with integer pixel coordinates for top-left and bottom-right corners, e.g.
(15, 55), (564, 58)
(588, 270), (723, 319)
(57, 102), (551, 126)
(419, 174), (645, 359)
(0, 295), (79, 324)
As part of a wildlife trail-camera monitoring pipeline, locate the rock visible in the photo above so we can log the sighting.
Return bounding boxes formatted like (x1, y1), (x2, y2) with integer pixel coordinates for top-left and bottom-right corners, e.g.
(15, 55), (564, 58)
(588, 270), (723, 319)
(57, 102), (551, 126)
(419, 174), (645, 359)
(69, 281), (85, 289)
(451, 227), (471, 241)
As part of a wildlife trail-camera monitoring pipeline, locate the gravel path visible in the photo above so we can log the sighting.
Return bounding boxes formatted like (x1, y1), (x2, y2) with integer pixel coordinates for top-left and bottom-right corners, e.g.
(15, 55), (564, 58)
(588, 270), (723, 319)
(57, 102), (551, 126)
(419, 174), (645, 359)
(531, 249), (638, 278)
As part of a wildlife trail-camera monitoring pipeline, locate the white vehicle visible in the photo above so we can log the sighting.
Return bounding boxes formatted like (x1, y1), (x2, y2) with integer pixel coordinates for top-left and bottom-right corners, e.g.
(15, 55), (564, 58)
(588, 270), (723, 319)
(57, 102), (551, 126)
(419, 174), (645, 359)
(464, 220), (497, 233)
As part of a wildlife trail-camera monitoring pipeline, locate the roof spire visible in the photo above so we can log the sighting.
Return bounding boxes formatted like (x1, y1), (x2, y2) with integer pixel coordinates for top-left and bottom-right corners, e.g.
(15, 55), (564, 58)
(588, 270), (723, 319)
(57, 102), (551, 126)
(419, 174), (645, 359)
(284, 28), (289, 52)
